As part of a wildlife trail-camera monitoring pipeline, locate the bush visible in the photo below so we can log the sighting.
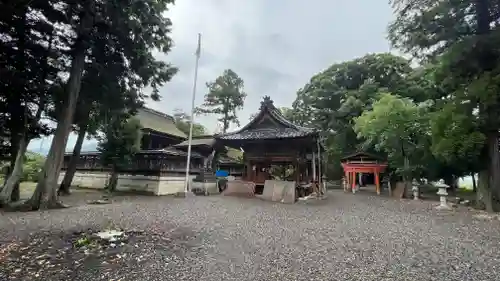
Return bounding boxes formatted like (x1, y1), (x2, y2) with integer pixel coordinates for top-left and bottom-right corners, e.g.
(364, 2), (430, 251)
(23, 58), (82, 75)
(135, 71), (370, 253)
(0, 152), (44, 183)
(21, 152), (45, 182)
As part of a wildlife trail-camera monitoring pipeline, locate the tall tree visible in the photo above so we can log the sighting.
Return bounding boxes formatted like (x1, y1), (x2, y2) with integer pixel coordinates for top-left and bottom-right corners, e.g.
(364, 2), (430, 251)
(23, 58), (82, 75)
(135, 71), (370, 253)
(25, 0), (177, 210)
(197, 69), (247, 133)
(354, 93), (432, 189)
(0, 1), (61, 204)
(388, 0), (500, 211)
(98, 116), (142, 191)
(57, 26), (151, 195)
(173, 109), (207, 137)
(292, 53), (415, 179)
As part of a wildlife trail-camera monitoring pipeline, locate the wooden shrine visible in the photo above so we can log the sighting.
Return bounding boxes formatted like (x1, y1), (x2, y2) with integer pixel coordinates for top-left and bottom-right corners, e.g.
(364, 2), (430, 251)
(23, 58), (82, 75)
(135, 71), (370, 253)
(62, 107), (243, 178)
(215, 96), (323, 195)
(341, 152), (387, 195)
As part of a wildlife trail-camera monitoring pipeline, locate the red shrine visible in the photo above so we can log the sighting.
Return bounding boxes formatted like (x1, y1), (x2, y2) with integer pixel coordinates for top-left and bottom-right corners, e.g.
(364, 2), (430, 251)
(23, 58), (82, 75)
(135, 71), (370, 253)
(341, 152), (387, 195)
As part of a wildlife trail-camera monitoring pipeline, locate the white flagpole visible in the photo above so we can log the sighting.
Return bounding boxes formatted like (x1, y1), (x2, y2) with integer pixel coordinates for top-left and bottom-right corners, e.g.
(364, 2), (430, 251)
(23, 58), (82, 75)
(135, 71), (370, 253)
(184, 33), (202, 194)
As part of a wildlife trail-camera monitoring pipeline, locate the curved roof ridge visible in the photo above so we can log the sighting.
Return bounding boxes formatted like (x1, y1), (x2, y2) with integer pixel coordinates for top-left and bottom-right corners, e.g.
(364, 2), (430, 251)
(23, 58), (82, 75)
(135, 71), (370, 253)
(215, 96), (317, 140)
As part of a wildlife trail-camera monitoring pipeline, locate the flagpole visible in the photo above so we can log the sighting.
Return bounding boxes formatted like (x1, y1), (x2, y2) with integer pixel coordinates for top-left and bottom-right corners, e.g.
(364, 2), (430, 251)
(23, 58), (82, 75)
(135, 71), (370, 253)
(184, 33), (202, 194)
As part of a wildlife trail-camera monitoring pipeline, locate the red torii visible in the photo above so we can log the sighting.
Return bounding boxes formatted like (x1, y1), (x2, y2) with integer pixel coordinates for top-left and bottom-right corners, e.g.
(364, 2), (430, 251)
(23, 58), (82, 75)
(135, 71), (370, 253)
(341, 152), (387, 195)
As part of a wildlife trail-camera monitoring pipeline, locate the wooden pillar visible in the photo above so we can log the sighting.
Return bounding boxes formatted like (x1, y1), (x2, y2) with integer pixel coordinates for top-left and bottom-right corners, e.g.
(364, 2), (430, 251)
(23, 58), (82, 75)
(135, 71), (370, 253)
(312, 151), (317, 181)
(375, 170), (380, 195)
(305, 162), (309, 180)
(351, 171), (356, 193)
(294, 159), (300, 183)
(147, 134), (153, 149)
(246, 161), (253, 181)
(344, 171), (349, 191)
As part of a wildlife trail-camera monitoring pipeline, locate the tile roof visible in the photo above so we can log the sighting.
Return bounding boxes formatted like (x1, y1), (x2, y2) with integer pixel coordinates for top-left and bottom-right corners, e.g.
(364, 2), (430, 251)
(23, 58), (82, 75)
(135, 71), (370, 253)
(135, 107), (187, 139)
(218, 128), (315, 140)
(143, 146), (204, 158)
(72, 147), (204, 158)
(173, 136), (216, 147)
(216, 96), (317, 141)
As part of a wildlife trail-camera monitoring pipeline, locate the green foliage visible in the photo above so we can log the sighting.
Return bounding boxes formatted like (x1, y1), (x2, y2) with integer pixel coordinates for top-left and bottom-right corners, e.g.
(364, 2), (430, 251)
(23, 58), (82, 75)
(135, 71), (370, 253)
(0, 152), (45, 183)
(388, 0), (475, 60)
(354, 93), (432, 178)
(0, 0), (178, 208)
(388, 0), (500, 210)
(292, 53), (416, 179)
(98, 116), (143, 171)
(173, 109), (207, 137)
(21, 152), (45, 182)
(430, 103), (485, 164)
(197, 69), (247, 133)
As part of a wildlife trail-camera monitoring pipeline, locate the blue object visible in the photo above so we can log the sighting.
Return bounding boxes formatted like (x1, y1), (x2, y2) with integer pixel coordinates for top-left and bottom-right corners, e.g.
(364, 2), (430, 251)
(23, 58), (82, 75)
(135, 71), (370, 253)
(215, 170), (229, 177)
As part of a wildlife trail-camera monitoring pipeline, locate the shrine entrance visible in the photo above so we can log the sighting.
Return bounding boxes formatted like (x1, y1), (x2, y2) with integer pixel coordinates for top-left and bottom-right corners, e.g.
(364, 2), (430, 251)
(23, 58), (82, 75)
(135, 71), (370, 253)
(341, 152), (387, 195)
(215, 96), (323, 200)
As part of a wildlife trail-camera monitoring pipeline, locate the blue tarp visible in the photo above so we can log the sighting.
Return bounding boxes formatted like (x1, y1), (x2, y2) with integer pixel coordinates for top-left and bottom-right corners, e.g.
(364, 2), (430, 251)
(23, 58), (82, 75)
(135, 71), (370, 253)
(215, 170), (229, 177)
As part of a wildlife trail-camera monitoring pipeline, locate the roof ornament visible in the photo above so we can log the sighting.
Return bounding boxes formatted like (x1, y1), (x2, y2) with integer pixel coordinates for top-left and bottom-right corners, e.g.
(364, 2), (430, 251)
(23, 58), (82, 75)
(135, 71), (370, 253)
(259, 96), (275, 110)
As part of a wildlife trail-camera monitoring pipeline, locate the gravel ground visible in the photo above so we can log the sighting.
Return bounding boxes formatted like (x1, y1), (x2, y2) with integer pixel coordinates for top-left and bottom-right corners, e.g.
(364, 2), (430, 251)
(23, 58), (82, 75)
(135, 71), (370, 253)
(1, 190), (500, 281)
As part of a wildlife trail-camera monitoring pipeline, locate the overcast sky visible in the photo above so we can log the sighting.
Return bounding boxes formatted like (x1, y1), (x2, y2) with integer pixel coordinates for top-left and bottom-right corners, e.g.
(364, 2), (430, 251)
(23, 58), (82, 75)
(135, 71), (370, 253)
(28, 0), (395, 153)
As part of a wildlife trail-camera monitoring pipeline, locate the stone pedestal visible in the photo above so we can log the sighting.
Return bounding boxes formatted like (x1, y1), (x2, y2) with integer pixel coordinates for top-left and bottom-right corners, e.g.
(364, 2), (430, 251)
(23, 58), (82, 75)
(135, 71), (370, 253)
(191, 171), (218, 196)
(412, 180), (420, 200)
(223, 180), (255, 197)
(436, 186), (452, 210)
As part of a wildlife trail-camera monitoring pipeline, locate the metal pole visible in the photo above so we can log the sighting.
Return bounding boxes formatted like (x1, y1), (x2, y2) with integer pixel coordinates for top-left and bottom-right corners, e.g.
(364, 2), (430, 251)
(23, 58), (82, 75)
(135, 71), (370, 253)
(183, 33), (202, 194)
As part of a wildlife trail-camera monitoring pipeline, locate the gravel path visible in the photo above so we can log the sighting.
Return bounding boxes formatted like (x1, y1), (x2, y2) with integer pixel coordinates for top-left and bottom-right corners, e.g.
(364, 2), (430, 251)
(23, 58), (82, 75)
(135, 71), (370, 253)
(1, 190), (500, 281)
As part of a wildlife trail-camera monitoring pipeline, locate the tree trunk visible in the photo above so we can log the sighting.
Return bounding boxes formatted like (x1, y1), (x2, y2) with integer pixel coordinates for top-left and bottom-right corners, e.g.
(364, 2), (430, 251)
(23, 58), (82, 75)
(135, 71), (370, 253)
(471, 173), (477, 193)
(222, 114), (229, 134)
(486, 133), (500, 211)
(403, 155), (411, 197)
(7, 134), (21, 202)
(6, 6), (27, 203)
(444, 175), (458, 194)
(58, 126), (87, 195)
(0, 137), (28, 205)
(26, 9), (93, 210)
(477, 170), (492, 211)
(108, 169), (118, 192)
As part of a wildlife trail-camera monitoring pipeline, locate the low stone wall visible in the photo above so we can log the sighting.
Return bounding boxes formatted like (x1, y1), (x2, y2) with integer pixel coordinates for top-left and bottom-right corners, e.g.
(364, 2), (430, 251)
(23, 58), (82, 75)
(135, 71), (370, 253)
(191, 181), (219, 195)
(223, 180), (255, 197)
(58, 171), (196, 196)
(58, 171), (109, 190)
(261, 180), (296, 204)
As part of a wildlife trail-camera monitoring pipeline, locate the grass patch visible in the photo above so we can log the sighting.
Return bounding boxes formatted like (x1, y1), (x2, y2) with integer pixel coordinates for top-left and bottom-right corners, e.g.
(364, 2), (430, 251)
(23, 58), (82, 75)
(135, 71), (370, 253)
(20, 181), (38, 199)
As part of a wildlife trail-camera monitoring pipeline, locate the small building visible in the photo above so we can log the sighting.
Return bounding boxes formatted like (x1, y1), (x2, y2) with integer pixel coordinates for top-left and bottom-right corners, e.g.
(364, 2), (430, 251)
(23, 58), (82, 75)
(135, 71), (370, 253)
(60, 107), (245, 195)
(59, 107), (205, 195)
(340, 151), (387, 194)
(215, 96), (323, 200)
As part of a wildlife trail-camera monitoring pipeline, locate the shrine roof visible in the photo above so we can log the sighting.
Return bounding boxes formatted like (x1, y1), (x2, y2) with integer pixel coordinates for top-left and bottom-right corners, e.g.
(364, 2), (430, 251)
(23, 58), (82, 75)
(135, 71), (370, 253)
(135, 107), (187, 139)
(68, 147), (204, 158)
(215, 96), (317, 141)
(173, 135), (216, 148)
(341, 151), (385, 162)
(144, 147), (204, 158)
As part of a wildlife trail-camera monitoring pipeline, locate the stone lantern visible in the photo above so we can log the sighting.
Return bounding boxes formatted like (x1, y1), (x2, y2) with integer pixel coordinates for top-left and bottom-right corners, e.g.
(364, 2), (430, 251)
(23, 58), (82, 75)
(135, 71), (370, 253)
(321, 175), (327, 197)
(435, 180), (452, 210)
(411, 179), (420, 200)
